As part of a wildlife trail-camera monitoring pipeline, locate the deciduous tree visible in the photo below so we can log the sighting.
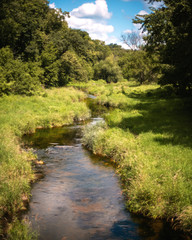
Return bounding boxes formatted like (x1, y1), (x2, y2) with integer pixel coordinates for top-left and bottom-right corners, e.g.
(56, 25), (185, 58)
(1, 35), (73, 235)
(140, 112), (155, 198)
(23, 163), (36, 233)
(134, 0), (192, 94)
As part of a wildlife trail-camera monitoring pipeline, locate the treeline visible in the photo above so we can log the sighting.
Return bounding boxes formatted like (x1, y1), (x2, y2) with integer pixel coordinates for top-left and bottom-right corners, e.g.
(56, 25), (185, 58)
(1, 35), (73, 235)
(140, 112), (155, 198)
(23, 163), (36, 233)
(0, 0), (191, 96)
(0, 0), (120, 96)
(0, 0), (161, 96)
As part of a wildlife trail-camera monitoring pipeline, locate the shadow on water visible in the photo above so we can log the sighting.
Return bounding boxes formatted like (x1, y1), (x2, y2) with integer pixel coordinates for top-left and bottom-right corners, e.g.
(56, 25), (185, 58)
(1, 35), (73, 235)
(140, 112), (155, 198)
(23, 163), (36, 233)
(22, 96), (188, 240)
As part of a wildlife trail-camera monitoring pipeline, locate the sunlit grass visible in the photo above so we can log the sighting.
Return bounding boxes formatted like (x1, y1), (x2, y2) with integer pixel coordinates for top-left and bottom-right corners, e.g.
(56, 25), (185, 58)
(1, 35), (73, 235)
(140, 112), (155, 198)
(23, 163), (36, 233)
(0, 87), (90, 238)
(81, 81), (192, 234)
(7, 219), (37, 240)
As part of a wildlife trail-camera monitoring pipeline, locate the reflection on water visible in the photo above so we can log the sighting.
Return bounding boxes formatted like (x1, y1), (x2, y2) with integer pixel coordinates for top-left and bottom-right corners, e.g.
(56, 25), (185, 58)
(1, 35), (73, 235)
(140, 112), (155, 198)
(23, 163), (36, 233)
(23, 124), (187, 240)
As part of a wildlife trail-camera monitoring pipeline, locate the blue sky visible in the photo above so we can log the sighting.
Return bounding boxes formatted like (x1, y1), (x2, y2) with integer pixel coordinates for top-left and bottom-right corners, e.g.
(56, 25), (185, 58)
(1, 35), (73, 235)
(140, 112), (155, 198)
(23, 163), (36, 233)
(49, 0), (160, 47)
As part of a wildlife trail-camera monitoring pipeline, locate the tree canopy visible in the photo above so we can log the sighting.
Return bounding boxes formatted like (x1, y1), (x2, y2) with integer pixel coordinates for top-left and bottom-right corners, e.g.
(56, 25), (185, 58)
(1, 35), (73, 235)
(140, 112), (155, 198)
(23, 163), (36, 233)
(0, 0), (124, 95)
(1, 0), (181, 96)
(134, 0), (192, 94)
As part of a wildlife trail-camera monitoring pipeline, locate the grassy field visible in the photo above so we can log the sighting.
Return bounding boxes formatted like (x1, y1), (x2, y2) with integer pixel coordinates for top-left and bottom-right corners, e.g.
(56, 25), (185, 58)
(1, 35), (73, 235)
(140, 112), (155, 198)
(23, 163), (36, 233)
(73, 80), (192, 234)
(0, 87), (90, 239)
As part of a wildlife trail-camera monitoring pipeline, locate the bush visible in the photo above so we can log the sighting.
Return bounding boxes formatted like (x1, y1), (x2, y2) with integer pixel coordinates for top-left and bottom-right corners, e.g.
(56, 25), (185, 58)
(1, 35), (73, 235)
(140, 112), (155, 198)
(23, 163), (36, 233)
(0, 47), (42, 95)
(94, 55), (123, 83)
(58, 51), (88, 85)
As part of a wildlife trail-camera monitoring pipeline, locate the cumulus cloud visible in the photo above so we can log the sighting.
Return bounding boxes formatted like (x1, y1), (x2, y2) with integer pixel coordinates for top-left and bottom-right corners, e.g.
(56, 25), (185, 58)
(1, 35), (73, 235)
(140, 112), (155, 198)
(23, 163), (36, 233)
(138, 10), (148, 15)
(67, 15), (114, 41)
(66, 0), (114, 42)
(49, 2), (56, 9)
(70, 0), (112, 19)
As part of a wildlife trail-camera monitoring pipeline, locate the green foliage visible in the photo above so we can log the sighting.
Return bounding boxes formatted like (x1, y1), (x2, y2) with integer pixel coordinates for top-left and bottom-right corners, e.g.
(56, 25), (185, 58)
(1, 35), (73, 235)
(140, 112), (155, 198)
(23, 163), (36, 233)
(92, 40), (111, 62)
(0, 0), (102, 95)
(41, 41), (58, 67)
(43, 60), (60, 87)
(7, 219), (37, 240)
(0, 0), (163, 96)
(0, 0), (50, 54)
(134, 0), (192, 94)
(50, 28), (70, 57)
(94, 55), (123, 83)
(118, 50), (160, 84)
(58, 51), (89, 85)
(1, 0), (160, 96)
(0, 47), (42, 95)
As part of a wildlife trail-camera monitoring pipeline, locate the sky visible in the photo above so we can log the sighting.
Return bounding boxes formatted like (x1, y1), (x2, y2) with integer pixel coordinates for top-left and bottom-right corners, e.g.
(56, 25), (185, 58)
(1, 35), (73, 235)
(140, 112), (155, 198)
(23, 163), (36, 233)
(49, 0), (162, 48)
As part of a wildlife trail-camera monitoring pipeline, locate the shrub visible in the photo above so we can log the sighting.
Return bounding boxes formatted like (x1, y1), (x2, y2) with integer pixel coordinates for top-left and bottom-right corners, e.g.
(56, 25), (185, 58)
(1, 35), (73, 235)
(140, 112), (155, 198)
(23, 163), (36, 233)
(94, 55), (123, 83)
(0, 47), (42, 95)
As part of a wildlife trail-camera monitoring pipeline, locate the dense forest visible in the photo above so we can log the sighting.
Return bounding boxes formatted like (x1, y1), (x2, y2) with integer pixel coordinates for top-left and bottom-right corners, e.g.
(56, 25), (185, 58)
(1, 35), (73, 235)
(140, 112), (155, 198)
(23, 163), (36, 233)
(0, 0), (150, 95)
(1, 0), (191, 96)
(0, 0), (122, 96)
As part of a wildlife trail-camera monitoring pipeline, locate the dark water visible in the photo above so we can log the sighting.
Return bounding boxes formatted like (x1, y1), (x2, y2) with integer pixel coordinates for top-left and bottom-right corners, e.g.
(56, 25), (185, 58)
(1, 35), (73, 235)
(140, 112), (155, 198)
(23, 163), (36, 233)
(22, 97), (187, 240)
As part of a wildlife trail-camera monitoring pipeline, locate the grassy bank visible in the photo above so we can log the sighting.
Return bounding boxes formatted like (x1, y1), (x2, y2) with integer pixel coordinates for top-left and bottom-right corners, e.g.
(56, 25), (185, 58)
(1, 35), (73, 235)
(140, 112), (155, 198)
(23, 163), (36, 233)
(0, 87), (90, 238)
(77, 81), (192, 234)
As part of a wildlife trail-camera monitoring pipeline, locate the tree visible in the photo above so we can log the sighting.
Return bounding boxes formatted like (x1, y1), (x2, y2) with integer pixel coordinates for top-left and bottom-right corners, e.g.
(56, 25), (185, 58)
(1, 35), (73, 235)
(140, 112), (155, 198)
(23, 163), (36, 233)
(94, 55), (123, 83)
(121, 31), (143, 50)
(134, 0), (192, 94)
(0, 47), (42, 95)
(0, 0), (50, 54)
(58, 51), (88, 86)
(118, 50), (160, 84)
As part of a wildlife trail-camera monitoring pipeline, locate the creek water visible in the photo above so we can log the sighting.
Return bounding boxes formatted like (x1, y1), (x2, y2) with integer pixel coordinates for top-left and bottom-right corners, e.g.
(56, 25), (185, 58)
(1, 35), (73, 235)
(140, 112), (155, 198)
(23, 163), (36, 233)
(23, 96), (186, 240)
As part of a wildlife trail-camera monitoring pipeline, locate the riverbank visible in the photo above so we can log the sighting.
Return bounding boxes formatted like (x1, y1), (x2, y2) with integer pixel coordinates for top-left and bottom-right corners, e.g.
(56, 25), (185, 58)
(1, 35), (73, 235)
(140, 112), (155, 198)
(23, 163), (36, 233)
(0, 87), (90, 239)
(72, 80), (192, 235)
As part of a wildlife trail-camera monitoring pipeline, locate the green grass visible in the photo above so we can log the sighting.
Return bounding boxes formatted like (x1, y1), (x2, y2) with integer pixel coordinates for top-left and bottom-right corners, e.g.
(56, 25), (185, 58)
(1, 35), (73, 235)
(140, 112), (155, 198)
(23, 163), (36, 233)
(0, 87), (90, 238)
(81, 81), (192, 234)
(7, 219), (38, 240)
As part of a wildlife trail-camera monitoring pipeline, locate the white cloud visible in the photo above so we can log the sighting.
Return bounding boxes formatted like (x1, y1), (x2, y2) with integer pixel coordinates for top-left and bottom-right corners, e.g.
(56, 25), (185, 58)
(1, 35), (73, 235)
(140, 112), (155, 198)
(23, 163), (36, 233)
(66, 0), (114, 42)
(70, 0), (112, 19)
(67, 15), (114, 41)
(105, 35), (119, 45)
(138, 10), (148, 15)
(49, 2), (56, 9)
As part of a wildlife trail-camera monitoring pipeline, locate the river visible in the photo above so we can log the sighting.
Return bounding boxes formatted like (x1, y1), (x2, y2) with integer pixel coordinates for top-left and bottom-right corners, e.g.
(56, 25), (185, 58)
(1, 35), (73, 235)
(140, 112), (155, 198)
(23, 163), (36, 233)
(22, 96), (186, 240)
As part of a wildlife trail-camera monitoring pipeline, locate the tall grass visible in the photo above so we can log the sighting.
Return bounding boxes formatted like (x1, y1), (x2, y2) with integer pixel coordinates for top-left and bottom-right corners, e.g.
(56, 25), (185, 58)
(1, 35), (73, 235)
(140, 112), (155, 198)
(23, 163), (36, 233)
(0, 87), (90, 238)
(81, 81), (192, 234)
